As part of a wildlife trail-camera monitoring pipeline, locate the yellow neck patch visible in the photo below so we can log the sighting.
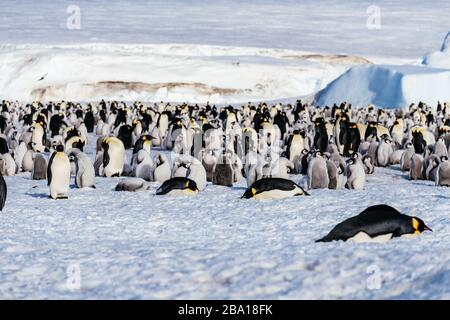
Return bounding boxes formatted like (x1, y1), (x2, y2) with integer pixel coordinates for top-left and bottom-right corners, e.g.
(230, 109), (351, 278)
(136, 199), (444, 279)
(412, 218), (420, 233)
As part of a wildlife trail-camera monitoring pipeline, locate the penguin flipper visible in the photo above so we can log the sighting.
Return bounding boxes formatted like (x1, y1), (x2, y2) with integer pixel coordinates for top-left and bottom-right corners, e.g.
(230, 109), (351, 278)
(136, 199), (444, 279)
(0, 173), (6, 211)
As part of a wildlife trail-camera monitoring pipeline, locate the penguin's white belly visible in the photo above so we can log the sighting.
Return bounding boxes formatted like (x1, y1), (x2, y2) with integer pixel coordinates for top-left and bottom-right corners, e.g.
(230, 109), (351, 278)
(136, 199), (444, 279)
(166, 188), (198, 196)
(50, 163), (71, 196)
(253, 188), (300, 200)
(348, 232), (393, 243)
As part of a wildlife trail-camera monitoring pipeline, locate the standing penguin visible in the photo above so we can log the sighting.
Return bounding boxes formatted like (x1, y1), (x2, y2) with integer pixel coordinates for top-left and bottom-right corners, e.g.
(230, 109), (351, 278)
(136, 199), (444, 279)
(69, 149), (95, 188)
(47, 145), (71, 199)
(32, 153), (47, 180)
(434, 137), (448, 158)
(153, 153), (171, 183)
(31, 122), (46, 152)
(117, 124), (134, 149)
(410, 154), (424, 180)
(0, 171), (6, 211)
(307, 151), (329, 189)
(285, 130), (304, 164)
(313, 117), (328, 153)
(22, 143), (35, 172)
(316, 204), (432, 243)
(101, 137), (125, 177)
(212, 153), (234, 187)
(436, 156), (450, 186)
(400, 142), (415, 172)
(133, 149), (153, 181)
(376, 138), (393, 167)
(362, 155), (375, 174)
(345, 158), (365, 190)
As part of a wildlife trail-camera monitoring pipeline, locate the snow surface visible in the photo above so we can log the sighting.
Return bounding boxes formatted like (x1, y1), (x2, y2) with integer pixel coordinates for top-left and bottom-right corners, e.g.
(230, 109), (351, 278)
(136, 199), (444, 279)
(1, 132), (449, 299)
(314, 64), (450, 108)
(0, 44), (369, 103)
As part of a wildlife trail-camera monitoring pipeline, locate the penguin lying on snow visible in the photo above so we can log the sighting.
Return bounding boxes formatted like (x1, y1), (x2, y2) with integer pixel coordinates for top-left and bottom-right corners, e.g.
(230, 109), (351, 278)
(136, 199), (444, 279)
(316, 204), (432, 243)
(115, 177), (151, 192)
(242, 177), (309, 200)
(156, 177), (199, 196)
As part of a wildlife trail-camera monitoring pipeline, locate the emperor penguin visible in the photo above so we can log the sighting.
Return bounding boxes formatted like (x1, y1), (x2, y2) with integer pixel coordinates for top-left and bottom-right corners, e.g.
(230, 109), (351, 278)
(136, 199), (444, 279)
(436, 156), (450, 186)
(389, 149), (403, 165)
(31, 122), (46, 152)
(201, 149), (217, 182)
(307, 151), (329, 189)
(31, 153), (47, 180)
(101, 137), (125, 177)
(345, 158), (365, 190)
(362, 155), (375, 174)
(13, 141), (27, 173)
(0, 152), (16, 176)
(242, 178), (309, 200)
(22, 143), (35, 172)
(410, 154), (424, 180)
(212, 153), (234, 187)
(156, 177), (199, 196)
(0, 171), (6, 211)
(115, 177), (151, 192)
(153, 153), (171, 183)
(133, 149), (153, 181)
(285, 130), (304, 164)
(434, 137), (448, 158)
(376, 138), (393, 167)
(326, 160), (339, 190)
(47, 145), (71, 199)
(400, 142), (415, 172)
(173, 156), (207, 191)
(424, 155), (440, 181)
(69, 148), (95, 188)
(316, 204), (432, 243)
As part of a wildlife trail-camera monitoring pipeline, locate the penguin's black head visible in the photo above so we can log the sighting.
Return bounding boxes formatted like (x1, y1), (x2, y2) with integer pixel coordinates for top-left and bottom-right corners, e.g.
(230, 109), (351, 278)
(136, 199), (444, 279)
(187, 179), (199, 192)
(441, 156), (449, 162)
(56, 145), (64, 152)
(241, 187), (256, 199)
(347, 158), (355, 165)
(411, 217), (433, 234)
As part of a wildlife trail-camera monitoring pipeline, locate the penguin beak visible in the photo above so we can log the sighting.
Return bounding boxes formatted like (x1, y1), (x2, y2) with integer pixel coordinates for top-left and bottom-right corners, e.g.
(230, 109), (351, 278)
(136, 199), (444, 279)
(424, 225), (433, 232)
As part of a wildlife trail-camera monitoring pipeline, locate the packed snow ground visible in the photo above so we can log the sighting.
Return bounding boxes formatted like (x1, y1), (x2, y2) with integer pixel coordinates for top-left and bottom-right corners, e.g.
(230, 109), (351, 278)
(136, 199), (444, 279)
(1, 133), (449, 299)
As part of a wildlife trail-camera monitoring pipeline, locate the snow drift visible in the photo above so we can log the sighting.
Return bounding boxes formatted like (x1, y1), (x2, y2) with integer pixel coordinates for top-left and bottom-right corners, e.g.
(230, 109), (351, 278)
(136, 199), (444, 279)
(0, 44), (369, 103)
(422, 31), (450, 69)
(314, 64), (450, 108)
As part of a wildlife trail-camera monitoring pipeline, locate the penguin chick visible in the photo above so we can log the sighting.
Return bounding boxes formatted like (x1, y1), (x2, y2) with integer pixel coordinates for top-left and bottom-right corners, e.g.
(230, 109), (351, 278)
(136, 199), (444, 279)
(153, 153), (171, 183)
(115, 177), (151, 192)
(410, 154), (424, 180)
(436, 156), (450, 186)
(69, 148), (95, 188)
(307, 151), (329, 189)
(31, 153), (47, 180)
(212, 154), (234, 187)
(345, 158), (365, 190)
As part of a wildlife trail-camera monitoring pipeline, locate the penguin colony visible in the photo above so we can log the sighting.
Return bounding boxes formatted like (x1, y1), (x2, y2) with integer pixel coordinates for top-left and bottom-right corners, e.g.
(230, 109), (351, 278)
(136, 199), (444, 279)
(0, 99), (445, 242)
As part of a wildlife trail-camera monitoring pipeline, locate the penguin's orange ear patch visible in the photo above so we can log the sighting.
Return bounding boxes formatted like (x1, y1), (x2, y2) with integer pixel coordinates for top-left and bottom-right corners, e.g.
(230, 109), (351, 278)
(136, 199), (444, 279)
(251, 188), (257, 196)
(412, 218), (420, 232)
